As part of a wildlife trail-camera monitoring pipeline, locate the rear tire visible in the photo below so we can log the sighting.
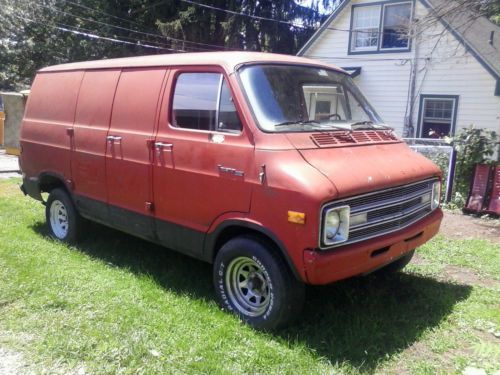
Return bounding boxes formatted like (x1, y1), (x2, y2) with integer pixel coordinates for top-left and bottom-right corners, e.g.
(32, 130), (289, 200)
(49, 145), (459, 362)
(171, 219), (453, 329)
(377, 250), (415, 274)
(46, 188), (84, 244)
(213, 235), (304, 330)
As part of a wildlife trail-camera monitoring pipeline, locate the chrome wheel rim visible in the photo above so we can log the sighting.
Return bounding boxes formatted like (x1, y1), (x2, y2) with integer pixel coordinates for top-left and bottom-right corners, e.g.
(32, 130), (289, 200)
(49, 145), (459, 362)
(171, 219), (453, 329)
(49, 200), (68, 239)
(225, 257), (270, 317)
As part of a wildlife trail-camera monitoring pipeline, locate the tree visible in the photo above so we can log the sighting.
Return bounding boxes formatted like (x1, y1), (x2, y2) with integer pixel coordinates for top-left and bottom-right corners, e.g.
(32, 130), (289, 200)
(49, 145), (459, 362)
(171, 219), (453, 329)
(0, 0), (333, 91)
(0, 0), (182, 90)
(156, 0), (328, 54)
(415, 0), (500, 35)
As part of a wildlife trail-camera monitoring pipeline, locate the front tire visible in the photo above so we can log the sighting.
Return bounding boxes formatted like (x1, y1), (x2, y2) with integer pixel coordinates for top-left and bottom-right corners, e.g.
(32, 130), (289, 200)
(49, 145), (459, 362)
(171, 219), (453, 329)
(46, 188), (84, 244)
(213, 235), (304, 330)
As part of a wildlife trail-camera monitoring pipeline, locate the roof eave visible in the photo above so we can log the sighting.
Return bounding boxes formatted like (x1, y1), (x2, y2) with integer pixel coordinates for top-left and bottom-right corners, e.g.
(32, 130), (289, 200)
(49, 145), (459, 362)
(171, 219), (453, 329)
(419, 0), (500, 81)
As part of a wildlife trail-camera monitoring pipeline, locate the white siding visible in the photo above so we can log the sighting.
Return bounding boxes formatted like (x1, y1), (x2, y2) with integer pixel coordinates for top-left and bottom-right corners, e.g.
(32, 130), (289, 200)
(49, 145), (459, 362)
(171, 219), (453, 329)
(303, 0), (500, 137)
(411, 2), (500, 136)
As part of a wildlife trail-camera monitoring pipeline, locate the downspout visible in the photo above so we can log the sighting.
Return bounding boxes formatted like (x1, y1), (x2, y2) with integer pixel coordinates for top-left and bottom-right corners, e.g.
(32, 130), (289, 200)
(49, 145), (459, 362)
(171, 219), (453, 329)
(407, 21), (419, 138)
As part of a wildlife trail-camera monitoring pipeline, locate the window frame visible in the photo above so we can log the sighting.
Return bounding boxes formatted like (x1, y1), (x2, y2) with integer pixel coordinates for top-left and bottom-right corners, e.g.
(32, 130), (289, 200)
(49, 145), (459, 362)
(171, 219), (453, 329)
(348, 0), (413, 55)
(417, 94), (459, 139)
(236, 63), (384, 133)
(168, 69), (244, 136)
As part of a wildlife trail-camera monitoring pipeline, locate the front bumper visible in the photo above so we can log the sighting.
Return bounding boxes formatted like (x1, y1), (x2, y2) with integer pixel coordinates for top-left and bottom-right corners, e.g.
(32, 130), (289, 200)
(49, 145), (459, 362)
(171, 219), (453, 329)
(303, 208), (443, 285)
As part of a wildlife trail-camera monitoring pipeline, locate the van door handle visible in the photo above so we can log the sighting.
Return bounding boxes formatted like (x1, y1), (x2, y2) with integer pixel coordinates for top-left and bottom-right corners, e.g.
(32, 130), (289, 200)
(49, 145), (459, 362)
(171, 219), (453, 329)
(106, 135), (122, 142)
(218, 165), (235, 173)
(155, 142), (173, 151)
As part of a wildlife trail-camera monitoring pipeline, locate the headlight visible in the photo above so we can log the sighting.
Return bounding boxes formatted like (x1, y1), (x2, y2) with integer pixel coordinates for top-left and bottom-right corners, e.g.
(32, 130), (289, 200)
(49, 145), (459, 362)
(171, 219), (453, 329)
(431, 181), (441, 210)
(323, 206), (350, 246)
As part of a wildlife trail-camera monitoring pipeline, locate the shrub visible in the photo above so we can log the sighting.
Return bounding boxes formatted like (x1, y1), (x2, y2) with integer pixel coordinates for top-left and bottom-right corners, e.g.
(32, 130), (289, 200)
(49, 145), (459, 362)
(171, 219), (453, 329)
(447, 126), (497, 206)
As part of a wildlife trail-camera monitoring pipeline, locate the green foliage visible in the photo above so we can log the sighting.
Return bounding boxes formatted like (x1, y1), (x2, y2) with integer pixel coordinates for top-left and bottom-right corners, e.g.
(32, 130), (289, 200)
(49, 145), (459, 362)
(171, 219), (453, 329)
(418, 149), (450, 202)
(0, 0), (333, 91)
(156, 0), (327, 54)
(0, 0), (154, 90)
(448, 126), (498, 204)
(486, 0), (500, 24)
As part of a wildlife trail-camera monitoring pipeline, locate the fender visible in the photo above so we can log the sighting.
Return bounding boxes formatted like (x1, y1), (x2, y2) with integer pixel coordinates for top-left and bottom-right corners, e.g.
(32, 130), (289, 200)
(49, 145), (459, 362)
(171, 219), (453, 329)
(204, 217), (304, 281)
(20, 171), (72, 202)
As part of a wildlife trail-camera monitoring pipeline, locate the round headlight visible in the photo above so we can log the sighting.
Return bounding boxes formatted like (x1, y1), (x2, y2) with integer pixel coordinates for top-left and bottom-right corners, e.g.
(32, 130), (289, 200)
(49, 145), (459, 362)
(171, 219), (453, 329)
(325, 210), (340, 239)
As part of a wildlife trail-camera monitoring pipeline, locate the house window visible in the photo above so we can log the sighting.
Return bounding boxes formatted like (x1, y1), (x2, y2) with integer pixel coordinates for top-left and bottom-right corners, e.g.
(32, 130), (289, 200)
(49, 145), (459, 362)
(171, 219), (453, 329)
(350, 1), (412, 54)
(381, 3), (412, 49)
(418, 96), (459, 139)
(302, 85), (349, 122)
(351, 6), (380, 51)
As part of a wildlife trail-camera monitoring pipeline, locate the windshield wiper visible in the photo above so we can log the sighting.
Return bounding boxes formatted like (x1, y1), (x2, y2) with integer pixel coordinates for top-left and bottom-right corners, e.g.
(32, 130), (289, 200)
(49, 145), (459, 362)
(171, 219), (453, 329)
(274, 120), (352, 132)
(274, 120), (320, 127)
(274, 120), (391, 132)
(349, 121), (393, 130)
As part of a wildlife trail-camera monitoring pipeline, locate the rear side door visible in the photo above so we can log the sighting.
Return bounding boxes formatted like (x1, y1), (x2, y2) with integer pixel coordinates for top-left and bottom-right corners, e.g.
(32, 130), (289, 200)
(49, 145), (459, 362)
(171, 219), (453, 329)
(152, 68), (254, 256)
(71, 69), (120, 222)
(21, 71), (83, 182)
(105, 67), (168, 239)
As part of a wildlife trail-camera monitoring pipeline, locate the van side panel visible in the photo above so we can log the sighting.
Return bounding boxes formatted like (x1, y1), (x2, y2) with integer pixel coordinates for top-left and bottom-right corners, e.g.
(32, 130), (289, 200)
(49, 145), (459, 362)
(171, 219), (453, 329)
(104, 68), (167, 238)
(72, 69), (120, 221)
(21, 71), (84, 181)
(152, 67), (255, 256)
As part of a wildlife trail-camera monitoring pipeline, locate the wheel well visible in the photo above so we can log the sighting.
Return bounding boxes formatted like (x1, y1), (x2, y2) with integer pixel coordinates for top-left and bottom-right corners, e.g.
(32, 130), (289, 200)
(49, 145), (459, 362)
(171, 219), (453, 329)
(211, 225), (301, 280)
(39, 174), (66, 194)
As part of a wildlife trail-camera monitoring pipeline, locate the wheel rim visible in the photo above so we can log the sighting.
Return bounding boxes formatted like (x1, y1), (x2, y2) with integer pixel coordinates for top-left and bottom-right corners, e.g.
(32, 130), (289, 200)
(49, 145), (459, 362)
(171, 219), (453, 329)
(49, 200), (69, 239)
(225, 256), (271, 317)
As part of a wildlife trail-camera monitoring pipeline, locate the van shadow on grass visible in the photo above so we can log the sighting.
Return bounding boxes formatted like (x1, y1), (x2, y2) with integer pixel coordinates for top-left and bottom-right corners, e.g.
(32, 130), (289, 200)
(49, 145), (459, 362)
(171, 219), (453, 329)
(31, 221), (472, 372)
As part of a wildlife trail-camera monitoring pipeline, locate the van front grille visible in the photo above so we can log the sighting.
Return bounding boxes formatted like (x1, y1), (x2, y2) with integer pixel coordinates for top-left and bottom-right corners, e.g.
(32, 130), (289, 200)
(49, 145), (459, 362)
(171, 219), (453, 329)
(320, 178), (437, 249)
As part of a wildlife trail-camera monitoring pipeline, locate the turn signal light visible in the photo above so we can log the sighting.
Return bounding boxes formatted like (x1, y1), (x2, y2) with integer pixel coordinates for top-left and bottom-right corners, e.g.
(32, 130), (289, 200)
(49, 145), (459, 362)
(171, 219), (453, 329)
(288, 211), (306, 224)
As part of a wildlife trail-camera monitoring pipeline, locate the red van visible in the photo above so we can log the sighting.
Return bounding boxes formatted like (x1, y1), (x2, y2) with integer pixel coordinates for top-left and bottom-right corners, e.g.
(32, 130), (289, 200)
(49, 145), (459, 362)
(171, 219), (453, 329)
(20, 52), (442, 329)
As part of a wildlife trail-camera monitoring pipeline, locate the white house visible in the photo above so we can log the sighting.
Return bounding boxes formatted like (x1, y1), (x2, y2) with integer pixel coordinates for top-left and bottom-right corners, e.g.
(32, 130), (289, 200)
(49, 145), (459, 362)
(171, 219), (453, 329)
(298, 0), (500, 139)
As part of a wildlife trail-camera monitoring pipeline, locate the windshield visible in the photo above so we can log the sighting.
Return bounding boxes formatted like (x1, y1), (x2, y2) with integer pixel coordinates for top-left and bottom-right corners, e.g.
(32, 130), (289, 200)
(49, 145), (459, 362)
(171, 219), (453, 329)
(238, 64), (385, 132)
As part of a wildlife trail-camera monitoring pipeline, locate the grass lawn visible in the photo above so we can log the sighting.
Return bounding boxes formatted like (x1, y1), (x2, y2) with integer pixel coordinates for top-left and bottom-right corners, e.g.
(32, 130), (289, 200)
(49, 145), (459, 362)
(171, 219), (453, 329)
(0, 178), (498, 374)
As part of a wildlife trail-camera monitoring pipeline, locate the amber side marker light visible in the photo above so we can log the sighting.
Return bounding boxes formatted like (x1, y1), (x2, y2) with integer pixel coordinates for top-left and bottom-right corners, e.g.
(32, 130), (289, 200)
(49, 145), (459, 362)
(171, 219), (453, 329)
(288, 211), (306, 224)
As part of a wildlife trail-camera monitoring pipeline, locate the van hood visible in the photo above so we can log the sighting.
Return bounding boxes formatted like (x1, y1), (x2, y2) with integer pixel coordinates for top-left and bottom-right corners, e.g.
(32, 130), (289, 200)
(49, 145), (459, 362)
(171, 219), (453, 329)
(297, 143), (441, 198)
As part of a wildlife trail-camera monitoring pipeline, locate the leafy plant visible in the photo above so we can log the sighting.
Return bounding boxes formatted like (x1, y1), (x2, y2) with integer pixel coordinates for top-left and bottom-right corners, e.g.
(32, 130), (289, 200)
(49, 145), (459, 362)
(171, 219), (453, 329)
(446, 126), (498, 206)
(417, 148), (450, 202)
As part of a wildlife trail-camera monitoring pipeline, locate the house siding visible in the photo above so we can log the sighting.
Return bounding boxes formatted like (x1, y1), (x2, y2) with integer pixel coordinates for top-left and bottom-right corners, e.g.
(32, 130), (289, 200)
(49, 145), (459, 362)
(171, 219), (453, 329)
(302, 0), (500, 137)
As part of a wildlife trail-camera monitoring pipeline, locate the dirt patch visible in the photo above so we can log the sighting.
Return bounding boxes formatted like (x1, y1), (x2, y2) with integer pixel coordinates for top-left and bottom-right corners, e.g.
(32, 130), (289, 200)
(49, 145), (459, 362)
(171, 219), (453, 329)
(440, 211), (500, 243)
(410, 253), (429, 266)
(411, 254), (498, 288)
(442, 265), (499, 289)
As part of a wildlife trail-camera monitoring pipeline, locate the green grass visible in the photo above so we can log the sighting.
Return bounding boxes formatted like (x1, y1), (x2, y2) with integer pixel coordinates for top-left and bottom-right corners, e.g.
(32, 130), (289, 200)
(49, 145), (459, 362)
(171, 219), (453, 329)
(417, 235), (499, 280)
(0, 178), (498, 374)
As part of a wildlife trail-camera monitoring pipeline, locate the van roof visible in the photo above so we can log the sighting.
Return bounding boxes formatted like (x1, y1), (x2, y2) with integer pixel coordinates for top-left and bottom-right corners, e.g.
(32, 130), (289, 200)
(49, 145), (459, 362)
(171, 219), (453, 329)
(39, 51), (343, 74)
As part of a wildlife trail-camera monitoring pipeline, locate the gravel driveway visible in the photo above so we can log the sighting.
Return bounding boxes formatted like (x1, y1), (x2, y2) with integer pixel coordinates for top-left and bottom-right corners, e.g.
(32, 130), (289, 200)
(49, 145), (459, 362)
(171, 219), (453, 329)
(0, 149), (21, 179)
(0, 347), (27, 375)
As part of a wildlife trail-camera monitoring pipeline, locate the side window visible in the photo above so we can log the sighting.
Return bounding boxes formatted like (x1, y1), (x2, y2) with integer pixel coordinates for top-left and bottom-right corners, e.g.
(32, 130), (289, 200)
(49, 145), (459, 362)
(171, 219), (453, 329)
(217, 78), (242, 133)
(172, 73), (221, 131)
(172, 72), (242, 133)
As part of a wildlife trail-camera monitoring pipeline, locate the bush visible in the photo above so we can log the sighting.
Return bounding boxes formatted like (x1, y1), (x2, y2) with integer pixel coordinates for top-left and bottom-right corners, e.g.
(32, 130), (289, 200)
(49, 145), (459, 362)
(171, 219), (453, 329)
(447, 126), (498, 206)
